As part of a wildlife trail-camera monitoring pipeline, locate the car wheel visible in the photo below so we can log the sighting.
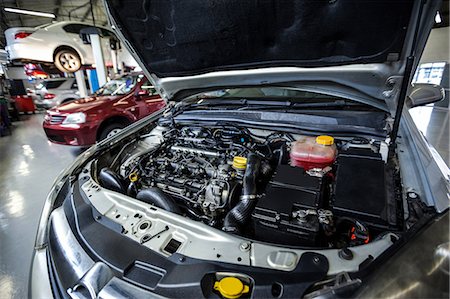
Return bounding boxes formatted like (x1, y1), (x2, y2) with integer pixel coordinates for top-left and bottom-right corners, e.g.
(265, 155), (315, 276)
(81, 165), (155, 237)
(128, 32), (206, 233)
(54, 49), (81, 73)
(99, 123), (126, 141)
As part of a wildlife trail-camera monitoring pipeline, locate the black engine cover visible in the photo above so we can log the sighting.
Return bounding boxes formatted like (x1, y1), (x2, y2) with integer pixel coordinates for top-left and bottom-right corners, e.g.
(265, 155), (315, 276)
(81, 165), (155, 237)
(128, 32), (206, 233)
(252, 165), (326, 246)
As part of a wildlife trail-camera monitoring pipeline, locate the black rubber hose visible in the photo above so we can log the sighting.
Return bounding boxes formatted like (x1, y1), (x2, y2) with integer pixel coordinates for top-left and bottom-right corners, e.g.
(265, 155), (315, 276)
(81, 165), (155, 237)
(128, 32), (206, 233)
(127, 182), (138, 198)
(136, 187), (181, 214)
(98, 168), (126, 193)
(223, 153), (260, 233)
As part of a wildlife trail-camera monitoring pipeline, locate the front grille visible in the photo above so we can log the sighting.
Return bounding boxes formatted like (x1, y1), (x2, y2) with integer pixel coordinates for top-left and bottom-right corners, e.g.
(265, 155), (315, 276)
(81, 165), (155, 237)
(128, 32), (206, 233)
(49, 115), (66, 124)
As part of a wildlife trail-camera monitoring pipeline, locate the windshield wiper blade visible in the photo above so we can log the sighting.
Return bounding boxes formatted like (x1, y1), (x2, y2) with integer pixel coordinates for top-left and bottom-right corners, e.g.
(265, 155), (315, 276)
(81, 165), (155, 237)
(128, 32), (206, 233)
(182, 98), (366, 113)
(237, 100), (363, 110)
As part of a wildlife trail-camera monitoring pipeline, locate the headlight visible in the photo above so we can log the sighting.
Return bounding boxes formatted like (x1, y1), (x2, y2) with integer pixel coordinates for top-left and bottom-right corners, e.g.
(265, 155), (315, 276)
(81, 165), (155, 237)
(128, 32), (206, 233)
(63, 112), (86, 124)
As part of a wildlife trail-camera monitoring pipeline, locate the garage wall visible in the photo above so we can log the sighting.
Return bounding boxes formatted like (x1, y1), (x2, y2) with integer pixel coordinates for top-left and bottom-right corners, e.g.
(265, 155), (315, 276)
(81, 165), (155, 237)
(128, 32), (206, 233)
(420, 27), (450, 63)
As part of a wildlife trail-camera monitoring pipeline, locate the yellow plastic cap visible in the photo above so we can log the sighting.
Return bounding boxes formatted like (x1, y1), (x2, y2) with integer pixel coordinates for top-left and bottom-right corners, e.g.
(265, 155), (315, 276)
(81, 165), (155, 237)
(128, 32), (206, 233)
(214, 277), (250, 299)
(233, 156), (247, 170)
(129, 172), (138, 182)
(316, 135), (334, 146)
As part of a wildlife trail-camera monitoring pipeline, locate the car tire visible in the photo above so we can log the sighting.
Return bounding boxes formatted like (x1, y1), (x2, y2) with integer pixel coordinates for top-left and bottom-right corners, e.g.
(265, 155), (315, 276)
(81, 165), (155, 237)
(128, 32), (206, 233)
(98, 123), (126, 141)
(54, 49), (81, 73)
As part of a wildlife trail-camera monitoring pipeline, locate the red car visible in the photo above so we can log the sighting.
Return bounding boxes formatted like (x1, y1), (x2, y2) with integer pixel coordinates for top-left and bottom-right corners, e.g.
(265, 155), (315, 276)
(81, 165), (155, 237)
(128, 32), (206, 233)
(43, 73), (165, 146)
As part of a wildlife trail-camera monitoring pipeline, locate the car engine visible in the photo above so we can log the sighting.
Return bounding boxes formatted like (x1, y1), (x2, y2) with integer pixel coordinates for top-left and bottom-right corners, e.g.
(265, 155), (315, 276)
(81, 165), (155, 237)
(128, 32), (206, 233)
(98, 123), (401, 248)
(119, 126), (270, 225)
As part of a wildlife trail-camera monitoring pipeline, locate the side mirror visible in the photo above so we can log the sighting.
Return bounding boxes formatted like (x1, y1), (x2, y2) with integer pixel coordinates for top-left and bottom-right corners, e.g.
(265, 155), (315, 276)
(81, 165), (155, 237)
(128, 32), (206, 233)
(407, 83), (445, 108)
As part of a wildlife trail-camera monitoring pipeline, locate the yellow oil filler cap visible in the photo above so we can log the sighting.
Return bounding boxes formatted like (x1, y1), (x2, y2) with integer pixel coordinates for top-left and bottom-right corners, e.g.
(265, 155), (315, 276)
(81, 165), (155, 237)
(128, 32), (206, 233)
(316, 135), (334, 146)
(214, 277), (250, 299)
(129, 172), (139, 182)
(232, 156), (247, 170)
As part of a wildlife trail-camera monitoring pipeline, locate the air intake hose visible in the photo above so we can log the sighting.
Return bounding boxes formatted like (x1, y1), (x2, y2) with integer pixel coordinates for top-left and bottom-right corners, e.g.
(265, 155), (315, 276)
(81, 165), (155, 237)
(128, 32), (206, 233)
(223, 153), (260, 233)
(98, 168), (126, 194)
(136, 187), (181, 214)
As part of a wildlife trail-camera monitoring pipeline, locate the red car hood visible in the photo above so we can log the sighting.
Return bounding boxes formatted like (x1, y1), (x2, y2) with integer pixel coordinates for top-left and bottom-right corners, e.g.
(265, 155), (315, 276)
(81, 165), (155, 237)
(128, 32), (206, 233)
(51, 96), (116, 114)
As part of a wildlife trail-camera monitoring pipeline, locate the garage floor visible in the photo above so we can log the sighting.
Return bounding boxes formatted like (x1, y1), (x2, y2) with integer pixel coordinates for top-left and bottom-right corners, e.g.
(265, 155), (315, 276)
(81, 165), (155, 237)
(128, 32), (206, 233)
(0, 109), (448, 299)
(0, 113), (80, 299)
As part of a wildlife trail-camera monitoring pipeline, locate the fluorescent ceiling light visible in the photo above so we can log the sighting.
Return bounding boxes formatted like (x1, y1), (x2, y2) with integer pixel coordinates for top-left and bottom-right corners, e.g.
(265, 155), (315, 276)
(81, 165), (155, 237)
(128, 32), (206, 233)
(435, 11), (442, 24)
(4, 7), (55, 18)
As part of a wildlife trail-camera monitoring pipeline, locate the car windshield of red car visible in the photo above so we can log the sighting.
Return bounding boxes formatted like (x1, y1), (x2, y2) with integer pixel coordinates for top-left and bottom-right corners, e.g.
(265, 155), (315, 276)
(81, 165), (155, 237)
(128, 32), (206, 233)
(95, 75), (136, 96)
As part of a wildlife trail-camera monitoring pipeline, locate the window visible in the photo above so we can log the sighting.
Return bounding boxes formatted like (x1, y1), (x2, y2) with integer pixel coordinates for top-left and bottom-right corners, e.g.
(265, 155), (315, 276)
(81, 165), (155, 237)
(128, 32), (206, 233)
(71, 80), (89, 90)
(413, 62), (447, 85)
(43, 80), (65, 89)
(63, 24), (91, 34)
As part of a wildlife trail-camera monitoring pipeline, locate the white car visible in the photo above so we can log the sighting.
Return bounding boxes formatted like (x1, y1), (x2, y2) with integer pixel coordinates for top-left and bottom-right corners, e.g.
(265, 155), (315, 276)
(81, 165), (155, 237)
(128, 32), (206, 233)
(5, 21), (137, 73)
(32, 78), (81, 109)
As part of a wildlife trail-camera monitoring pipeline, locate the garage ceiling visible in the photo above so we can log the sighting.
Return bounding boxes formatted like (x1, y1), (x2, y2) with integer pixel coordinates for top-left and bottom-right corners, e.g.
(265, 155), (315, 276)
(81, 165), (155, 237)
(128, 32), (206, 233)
(0, 0), (108, 47)
(0, 0), (449, 49)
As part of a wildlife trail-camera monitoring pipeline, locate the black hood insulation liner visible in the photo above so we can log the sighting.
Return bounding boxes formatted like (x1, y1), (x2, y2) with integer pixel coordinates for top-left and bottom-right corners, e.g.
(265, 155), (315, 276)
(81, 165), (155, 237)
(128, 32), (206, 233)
(106, 0), (414, 77)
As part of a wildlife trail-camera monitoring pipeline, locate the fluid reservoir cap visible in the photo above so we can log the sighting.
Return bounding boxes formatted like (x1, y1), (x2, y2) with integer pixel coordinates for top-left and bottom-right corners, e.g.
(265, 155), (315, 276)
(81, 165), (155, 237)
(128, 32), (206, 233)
(316, 135), (334, 146)
(214, 277), (250, 299)
(233, 156), (247, 170)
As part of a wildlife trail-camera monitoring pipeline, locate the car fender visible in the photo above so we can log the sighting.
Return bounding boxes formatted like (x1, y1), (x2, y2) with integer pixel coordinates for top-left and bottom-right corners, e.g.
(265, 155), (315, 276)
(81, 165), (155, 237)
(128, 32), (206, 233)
(397, 109), (450, 212)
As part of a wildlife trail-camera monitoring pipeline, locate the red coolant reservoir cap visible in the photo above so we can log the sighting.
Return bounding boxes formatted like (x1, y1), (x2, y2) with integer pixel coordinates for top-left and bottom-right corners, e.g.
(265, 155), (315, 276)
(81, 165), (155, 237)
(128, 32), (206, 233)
(290, 135), (337, 170)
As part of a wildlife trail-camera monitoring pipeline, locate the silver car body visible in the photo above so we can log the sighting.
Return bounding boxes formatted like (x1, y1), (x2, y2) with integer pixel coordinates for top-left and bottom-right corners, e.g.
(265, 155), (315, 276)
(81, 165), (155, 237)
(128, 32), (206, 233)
(33, 78), (80, 109)
(5, 21), (137, 69)
(30, 0), (449, 298)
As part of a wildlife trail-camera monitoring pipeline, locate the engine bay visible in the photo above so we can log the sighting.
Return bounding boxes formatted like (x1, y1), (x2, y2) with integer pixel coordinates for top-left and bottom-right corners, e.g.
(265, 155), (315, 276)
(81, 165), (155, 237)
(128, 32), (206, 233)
(95, 122), (402, 250)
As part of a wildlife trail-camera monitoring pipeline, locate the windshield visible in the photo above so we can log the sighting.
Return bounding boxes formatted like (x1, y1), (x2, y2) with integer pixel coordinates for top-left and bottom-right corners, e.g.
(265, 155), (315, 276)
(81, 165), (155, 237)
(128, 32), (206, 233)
(198, 87), (337, 100)
(185, 87), (377, 110)
(42, 80), (65, 89)
(35, 80), (65, 90)
(95, 76), (137, 96)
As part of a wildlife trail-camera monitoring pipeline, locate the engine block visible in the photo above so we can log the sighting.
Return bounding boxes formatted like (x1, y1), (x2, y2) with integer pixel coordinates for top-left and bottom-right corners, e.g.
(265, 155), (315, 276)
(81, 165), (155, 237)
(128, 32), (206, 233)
(122, 127), (252, 223)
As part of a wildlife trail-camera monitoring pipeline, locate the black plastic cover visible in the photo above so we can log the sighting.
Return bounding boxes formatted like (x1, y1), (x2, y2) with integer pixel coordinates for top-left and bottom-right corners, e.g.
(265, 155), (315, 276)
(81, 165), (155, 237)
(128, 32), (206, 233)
(106, 0), (414, 77)
(252, 165), (325, 245)
(333, 148), (392, 228)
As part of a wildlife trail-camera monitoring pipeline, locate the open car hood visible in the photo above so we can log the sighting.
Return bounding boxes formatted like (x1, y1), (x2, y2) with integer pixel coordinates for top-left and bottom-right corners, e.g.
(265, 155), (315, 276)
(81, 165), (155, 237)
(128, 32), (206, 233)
(104, 0), (440, 112)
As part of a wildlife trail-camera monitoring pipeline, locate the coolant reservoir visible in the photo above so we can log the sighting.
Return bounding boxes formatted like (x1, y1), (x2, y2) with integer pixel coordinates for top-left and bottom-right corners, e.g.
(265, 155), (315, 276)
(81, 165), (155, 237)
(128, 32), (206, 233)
(290, 135), (337, 170)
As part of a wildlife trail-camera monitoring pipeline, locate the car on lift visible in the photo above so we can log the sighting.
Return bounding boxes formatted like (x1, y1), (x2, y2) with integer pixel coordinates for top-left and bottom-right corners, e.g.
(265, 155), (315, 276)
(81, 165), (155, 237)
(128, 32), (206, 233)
(4, 21), (137, 73)
(42, 73), (165, 146)
(32, 78), (81, 109)
(31, 1), (449, 299)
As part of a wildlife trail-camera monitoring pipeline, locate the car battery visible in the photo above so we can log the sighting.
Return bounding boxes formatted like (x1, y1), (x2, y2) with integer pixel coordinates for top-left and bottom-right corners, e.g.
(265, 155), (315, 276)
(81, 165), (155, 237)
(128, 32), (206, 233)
(252, 165), (326, 246)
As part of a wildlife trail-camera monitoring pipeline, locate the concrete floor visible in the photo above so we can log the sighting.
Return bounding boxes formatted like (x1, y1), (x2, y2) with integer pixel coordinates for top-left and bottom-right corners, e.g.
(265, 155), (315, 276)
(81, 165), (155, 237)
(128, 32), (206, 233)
(0, 109), (448, 299)
(0, 113), (81, 299)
